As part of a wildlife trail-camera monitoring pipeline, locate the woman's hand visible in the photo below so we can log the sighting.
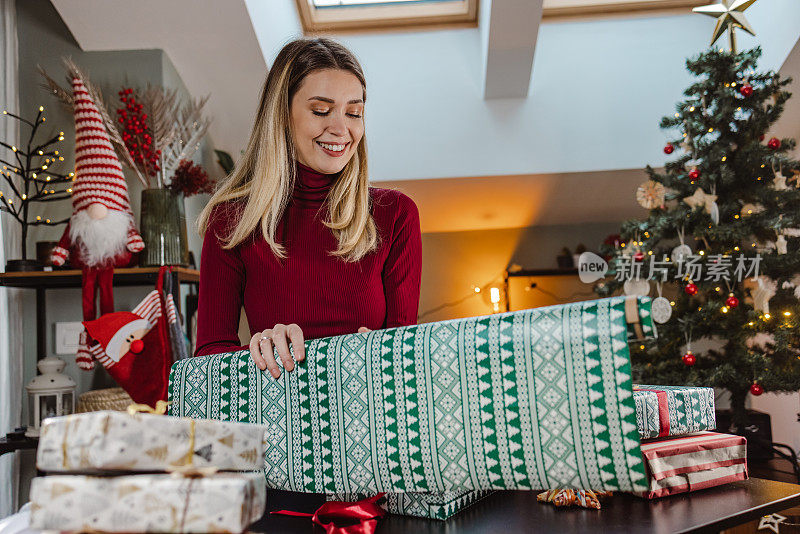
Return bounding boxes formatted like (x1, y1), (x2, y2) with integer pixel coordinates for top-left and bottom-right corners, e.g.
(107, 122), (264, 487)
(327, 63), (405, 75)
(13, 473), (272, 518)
(358, 327), (370, 333)
(249, 323), (306, 378)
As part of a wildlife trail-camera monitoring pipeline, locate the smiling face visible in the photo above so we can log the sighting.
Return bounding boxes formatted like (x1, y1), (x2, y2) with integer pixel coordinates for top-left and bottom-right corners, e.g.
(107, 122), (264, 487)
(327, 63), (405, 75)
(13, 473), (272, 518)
(289, 68), (365, 175)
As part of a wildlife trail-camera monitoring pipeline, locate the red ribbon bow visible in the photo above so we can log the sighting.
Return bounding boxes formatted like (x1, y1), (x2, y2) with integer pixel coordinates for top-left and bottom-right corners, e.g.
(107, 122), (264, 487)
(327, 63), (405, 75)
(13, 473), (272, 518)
(272, 493), (387, 534)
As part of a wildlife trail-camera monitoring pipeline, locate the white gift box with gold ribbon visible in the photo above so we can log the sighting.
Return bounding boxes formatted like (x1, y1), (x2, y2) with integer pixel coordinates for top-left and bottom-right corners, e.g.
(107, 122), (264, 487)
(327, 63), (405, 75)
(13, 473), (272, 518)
(29, 472), (266, 533)
(36, 406), (267, 473)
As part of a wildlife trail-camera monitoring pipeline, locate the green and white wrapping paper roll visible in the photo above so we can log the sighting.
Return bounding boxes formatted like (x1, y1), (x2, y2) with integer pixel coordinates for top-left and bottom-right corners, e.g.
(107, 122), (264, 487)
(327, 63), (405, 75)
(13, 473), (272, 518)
(169, 296), (652, 494)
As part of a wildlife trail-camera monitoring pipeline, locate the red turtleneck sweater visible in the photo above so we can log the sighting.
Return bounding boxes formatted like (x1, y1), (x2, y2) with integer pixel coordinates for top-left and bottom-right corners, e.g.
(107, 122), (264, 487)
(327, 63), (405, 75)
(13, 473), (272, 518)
(193, 162), (422, 357)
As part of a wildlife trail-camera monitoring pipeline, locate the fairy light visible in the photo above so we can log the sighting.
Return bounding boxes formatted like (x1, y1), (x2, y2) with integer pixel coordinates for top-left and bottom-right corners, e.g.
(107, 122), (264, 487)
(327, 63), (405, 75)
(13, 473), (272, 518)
(21, 194), (26, 200)
(734, 246), (739, 251)
(45, 218), (50, 223)
(784, 311), (792, 317)
(45, 176), (50, 182)
(66, 188), (72, 193)
(761, 164), (765, 168)
(639, 344), (645, 350)
(715, 287), (721, 292)
(54, 150), (59, 155)
(689, 106), (695, 112)
(675, 113), (680, 118)
(721, 307), (729, 313)
(708, 127), (714, 132)
(36, 216), (40, 221)
(473, 286), (481, 293)
(734, 215), (740, 219)
(748, 321), (754, 326)
(11, 146), (16, 152)
(670, 301), (676, 306)
(722, 156), (727, 162)
(699, 250), (705, 256)
(37, 150), (43, 155)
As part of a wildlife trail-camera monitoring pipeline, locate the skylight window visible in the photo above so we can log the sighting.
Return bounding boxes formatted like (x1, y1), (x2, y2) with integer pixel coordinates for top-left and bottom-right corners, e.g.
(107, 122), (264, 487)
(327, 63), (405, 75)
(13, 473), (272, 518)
(296, 0), (478, 33)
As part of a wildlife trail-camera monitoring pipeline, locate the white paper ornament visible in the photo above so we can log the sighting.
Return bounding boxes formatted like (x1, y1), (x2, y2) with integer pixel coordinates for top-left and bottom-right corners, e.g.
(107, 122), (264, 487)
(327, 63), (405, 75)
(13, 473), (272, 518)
(752, 276), (777, 314)
(651, 297), (673, 324)
(683, 187), (717, 214)
(672, 244), (692, 263)
(772, 173), (789, 191)
(776, 234), (788, 254)
(710, 201), (720, 225)
(623, 278), (650, 297)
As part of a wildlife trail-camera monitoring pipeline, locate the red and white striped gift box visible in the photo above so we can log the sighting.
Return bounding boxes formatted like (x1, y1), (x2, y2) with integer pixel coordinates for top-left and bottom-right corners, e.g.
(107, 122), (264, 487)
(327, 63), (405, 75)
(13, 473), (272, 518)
(636, 431), (748, 499)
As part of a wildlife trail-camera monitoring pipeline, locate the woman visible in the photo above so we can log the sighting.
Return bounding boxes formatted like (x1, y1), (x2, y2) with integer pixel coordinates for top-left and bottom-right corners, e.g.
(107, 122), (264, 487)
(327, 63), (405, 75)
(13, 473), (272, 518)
(194, 37), (422, 379)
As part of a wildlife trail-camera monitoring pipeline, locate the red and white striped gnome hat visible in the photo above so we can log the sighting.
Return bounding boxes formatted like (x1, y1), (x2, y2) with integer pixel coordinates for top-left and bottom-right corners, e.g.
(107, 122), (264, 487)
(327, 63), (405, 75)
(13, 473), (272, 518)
(71, 77), (133, 215)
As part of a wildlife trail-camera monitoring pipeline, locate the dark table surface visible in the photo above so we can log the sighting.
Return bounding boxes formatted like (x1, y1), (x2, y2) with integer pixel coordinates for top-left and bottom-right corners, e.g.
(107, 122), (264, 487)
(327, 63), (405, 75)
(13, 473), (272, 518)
(251, 478), (800, 534)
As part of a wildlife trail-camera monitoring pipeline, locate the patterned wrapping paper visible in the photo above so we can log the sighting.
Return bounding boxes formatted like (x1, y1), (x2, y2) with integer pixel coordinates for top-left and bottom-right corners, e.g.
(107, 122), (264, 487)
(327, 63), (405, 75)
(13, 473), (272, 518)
(37, 410), (267, 472)
(635, 431), (747, 499)
(633, 385), (716, 440)
(29, 472), (266, 533)
(169, 296), (654, 494)
(326, 490), (494, 520)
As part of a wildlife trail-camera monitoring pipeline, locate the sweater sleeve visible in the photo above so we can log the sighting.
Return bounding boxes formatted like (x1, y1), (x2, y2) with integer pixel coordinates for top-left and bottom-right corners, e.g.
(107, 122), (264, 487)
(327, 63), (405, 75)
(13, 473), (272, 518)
(194, 205), (249, 357)
(382, 192), (422, 328)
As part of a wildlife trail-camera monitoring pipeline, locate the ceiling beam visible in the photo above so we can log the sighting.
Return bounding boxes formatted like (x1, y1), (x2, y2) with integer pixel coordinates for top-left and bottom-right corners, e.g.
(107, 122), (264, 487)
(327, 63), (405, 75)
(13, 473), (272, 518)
(481, 0), (544, 99)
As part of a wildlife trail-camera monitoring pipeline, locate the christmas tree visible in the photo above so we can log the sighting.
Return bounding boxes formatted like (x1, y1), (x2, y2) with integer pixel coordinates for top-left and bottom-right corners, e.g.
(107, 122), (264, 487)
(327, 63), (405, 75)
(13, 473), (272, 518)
(596, 44), (800, 427)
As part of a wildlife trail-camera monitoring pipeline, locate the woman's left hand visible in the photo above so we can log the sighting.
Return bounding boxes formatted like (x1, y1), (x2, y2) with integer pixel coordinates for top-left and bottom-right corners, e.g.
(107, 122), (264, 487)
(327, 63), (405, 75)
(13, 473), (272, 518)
(358, 327), (370, 333)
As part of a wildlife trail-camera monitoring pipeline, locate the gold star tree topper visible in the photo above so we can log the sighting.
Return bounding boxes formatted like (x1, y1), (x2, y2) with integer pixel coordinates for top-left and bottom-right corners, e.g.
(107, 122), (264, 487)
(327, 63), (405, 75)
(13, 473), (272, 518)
(693, 0), (758, 53)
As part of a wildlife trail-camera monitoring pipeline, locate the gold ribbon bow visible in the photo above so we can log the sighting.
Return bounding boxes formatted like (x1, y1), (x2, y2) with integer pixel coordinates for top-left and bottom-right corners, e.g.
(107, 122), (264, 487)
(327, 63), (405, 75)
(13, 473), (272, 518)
(126, 400), (171, 416)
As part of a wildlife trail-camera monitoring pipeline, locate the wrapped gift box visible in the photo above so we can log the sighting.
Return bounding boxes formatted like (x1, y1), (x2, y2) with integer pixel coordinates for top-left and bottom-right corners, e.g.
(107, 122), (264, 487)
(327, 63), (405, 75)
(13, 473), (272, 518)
(327, 490), (494, 520)
(633, 385), (716, 440)
(37, 410), (266, 472)
(170, 296), (654, 494)
(29, 472), (266, 533)
(635, 431), (747, 499)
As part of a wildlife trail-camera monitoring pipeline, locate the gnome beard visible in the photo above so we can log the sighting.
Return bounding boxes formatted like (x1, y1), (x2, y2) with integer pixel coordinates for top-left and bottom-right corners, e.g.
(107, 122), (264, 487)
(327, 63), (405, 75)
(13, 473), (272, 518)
(69, 208), (131, 268)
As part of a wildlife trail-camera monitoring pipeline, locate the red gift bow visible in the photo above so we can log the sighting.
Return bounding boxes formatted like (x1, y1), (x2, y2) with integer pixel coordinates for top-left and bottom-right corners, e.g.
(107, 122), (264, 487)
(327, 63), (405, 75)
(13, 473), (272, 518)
(272, 493), (387, 534)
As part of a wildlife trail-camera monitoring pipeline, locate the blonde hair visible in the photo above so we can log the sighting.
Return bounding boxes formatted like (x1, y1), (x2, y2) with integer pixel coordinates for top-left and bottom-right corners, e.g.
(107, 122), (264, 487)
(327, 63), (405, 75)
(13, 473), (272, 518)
(197, 38), (379, 262)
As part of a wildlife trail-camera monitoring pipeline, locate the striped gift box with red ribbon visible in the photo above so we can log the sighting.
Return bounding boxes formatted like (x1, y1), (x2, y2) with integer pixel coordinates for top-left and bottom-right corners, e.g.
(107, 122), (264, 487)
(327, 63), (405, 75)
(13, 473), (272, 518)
(636, 431), (748, 499)
(633, 385), (716, 440)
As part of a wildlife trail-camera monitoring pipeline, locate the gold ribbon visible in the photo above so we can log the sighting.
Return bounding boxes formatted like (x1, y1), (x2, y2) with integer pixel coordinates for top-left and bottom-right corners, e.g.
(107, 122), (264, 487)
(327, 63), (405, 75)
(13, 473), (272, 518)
(126, 400), (170, 416)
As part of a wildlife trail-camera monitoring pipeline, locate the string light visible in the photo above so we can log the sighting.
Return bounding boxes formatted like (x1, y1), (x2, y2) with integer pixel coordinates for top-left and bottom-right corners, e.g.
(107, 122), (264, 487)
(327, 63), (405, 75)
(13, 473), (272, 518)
(36, 216), (41, 221)
(708, 127), (714, 132)
(721, 156), (727, 162)
(748, 321), (754, 326)
(689, 106), (695, 112)
(734, 215), (740, 219)
(784, 311), (792, 317)
(670, 301), (676, 306)
(764, 313), (771, 320)
(675, 113), (680, 118)
(734, 246), (739, 251)
(721, 307), (729, 313)
(699, 250), (705, 255)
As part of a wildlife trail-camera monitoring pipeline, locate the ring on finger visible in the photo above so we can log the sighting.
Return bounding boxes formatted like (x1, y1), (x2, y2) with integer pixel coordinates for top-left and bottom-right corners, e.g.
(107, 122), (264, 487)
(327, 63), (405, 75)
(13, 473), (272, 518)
(259, 334), (271, 343)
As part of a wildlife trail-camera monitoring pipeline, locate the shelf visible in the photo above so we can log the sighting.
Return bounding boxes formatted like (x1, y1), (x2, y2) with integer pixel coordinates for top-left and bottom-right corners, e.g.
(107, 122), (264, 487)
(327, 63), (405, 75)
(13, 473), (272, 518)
(0, 266), (199, 289)
(505, 268), (579, 277)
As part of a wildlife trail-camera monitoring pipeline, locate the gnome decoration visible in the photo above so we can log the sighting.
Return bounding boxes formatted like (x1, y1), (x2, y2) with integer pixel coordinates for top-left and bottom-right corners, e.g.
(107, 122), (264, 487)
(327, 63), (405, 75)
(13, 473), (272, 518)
(82, 289), (175, 407)
(49, 75), (144, 370)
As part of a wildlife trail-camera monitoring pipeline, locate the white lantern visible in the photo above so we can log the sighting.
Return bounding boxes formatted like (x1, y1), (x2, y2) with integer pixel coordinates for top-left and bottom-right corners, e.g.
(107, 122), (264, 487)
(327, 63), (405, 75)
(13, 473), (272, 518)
(25, 356), (76, 437)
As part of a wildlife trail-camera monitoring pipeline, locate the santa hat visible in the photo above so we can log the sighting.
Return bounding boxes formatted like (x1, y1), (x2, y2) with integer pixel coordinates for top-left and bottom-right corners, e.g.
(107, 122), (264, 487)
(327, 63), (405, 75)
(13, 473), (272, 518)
(83, 311), (150, 366)
(71, 77), (133, 215)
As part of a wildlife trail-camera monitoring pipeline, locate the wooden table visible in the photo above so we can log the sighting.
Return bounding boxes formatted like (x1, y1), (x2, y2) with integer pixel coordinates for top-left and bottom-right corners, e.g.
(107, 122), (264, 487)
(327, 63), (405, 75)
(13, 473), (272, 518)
(0, 267), (199, 360)
(252, 478), (800, 533)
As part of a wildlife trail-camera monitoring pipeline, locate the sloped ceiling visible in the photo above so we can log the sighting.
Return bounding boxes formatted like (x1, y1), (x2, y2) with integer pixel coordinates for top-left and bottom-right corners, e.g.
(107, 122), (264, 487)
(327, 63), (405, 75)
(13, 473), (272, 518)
(48, 0), (800, 233)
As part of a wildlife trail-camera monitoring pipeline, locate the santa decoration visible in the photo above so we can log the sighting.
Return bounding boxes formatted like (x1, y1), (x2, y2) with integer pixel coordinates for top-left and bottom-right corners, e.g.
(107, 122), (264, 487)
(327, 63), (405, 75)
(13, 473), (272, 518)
(82, 287), (177, 407)
(49, 75), (144, 370)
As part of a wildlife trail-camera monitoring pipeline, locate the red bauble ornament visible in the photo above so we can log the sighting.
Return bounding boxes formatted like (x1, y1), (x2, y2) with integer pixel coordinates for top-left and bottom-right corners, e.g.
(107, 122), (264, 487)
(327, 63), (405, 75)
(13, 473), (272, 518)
(725, 294), (739, 308)
(767, 137), (781, 150)
(750, 383), (763, 396)
(688, 168), (700, 180)
(684, 282), (698, 296)
(663, 144), (674, 154)
(633, 251), (645, 261)
(682, 351), (696, 366)
(739, 84), (753, 97)
(130, 339), (144, 354)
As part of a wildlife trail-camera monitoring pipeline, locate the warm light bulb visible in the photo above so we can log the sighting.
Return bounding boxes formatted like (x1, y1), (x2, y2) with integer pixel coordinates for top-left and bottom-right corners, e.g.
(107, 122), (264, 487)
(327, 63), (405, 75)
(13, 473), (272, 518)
(721, 156), (726, 162)
(38, 106), (43, 112)
(689, 106), (695, 112)
(764, 313), (771, 320)
(490, 287), (500, 304)
(708, 128), (714, 132)
(721, 307), (728, 313)
(734, 246), (739, 251)
(21, 194), (26, 200)
(784, 311), (791, 317)
(699, 250), (705, 256)
(670, 301), (675, 306)
(675, 113), (680, 118)
(473, 286), (481, 293)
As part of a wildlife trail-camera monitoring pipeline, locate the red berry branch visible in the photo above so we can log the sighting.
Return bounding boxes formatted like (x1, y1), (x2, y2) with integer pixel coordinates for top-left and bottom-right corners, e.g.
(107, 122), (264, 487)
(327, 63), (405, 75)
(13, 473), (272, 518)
(117, 87), (160, 182)
(168, 159), (215, 197)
